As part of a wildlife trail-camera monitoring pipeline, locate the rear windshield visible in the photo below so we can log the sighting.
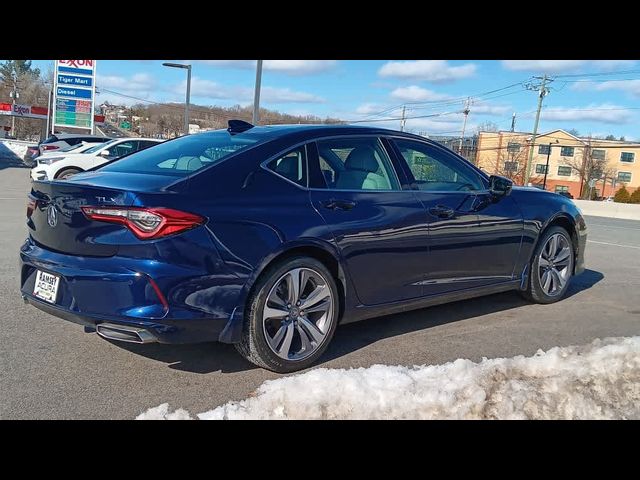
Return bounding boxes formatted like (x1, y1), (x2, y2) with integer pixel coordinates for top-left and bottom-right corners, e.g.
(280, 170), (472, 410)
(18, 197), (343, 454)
(99, 131), (259, 176)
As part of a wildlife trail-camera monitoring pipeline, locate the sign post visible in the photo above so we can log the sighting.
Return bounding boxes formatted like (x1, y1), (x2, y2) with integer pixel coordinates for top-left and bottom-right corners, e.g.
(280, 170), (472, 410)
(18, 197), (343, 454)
(53, 60), (97, 134)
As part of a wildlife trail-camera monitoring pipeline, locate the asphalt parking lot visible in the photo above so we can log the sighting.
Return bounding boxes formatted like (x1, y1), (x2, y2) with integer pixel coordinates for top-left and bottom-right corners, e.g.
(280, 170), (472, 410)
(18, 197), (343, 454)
(1, 163), (639, 419)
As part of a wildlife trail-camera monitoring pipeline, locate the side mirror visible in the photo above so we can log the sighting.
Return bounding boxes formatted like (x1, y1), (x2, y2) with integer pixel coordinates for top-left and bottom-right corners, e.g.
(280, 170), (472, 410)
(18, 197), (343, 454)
(489, 175), (513, 197)
(99, 149), (111, 158)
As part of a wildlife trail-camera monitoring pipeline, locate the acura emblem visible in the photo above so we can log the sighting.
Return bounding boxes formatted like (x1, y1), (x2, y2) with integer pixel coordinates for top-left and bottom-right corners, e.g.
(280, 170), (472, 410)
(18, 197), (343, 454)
(47, 205), (58, 227)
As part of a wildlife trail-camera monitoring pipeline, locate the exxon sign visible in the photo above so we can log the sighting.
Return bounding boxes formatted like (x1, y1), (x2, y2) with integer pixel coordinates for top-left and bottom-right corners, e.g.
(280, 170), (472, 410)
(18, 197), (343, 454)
(53, 60), (96, 131)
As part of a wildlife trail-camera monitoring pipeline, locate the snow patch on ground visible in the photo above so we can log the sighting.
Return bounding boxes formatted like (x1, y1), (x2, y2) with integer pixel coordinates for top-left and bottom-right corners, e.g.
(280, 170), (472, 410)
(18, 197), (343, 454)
(137, 336), (640, 420)
(136, 403), (192, 420)
(0, 139), (34, 161)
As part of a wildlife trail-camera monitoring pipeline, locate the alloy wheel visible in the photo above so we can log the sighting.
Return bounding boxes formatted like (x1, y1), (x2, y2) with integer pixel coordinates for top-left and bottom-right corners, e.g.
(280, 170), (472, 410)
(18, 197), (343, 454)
(262, 267), (334, 361)
(538, 232), (573, 297)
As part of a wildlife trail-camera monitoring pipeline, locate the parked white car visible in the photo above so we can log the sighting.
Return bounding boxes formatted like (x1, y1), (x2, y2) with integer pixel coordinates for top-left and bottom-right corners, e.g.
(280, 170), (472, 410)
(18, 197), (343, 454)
(31, 138), (162, 181)
(38, 141), (100, 159)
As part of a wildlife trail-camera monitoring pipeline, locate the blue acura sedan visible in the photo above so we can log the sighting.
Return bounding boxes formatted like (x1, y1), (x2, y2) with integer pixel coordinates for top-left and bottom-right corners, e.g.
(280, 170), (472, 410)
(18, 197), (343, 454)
(20, 121), (587, 372)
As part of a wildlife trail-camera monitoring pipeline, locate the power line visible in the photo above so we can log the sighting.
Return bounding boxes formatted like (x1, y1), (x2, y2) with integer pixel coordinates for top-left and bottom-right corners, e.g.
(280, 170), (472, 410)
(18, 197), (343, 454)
(554, 69), (640, 79)
(346, 110), (463, 124)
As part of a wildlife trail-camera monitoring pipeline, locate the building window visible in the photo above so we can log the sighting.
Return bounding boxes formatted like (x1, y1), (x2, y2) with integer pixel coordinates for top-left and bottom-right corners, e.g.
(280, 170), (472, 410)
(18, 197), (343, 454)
(555, 185), (569, 193)
(507, 142), (521, 153)
(592, 149), (605, 160)
(560, 146), (574, 157)
(504, 161), (519, 172)
(538, 144), (550, 155)
(535, 164), (548, 174)
(557, 166), (572, 176)
(620, 152), (635, 163)
(618, 171), (632, 182)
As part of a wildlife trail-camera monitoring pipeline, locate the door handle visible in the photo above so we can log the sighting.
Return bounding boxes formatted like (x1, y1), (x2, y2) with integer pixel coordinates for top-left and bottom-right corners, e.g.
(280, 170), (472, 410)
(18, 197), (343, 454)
(322, 198), (357, 211)
(429, 205), (455, 218)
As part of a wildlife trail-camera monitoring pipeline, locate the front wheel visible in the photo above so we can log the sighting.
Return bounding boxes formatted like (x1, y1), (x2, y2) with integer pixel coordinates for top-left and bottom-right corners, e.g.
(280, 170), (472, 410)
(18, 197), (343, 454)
(522, 226), (574, 304)
(235, 256), (340, 373)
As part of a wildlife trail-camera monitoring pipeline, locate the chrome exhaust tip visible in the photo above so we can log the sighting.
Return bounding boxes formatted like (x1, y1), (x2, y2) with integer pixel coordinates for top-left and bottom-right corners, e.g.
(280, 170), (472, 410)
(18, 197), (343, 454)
(96, 323), (157, 344)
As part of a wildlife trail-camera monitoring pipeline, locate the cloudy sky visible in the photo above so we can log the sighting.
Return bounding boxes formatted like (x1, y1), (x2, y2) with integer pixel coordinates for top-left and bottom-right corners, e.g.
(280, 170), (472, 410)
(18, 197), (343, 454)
(29, 59), (640, 139)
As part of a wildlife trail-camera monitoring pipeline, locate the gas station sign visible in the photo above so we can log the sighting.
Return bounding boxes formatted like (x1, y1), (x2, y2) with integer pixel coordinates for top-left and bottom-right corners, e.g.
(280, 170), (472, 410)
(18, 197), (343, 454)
(53, 60), (96, 131)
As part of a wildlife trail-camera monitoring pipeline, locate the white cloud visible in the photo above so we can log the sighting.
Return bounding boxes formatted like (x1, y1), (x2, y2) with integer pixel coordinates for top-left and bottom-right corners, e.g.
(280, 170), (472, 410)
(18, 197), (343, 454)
(261, 87), (324, 103)
(96, 73), (161, 105)
(137, 336), (640, 420)
(355, 103), (387, 115)
(502, 60), (637, 73)
(98, 73), (156, 91)
(177, 77), (324, 104)
(378, 60), (477, 83)
(470, 102), (511, 116)
(390, 85), (453, 102)
(541, 103), (634, 124)
(571, 79), (640, 97)
(195, 60), (337, 75)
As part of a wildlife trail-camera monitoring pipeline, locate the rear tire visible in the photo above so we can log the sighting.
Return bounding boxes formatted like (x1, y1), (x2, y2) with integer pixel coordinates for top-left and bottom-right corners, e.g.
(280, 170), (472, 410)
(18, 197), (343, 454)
(235, 256), (340, 373)
(55, 167), (82, 180)
(521, 226), (574, 304)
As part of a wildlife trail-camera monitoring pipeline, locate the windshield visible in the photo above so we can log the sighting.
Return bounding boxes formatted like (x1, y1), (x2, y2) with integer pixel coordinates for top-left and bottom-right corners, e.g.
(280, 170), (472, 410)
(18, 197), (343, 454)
(85, 139), (118, 154)
(99, 131), (259, 176)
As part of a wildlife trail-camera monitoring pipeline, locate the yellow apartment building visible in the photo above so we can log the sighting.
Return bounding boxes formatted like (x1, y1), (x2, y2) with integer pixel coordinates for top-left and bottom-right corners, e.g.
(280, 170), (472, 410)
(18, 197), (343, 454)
(475, 129), (640, 198)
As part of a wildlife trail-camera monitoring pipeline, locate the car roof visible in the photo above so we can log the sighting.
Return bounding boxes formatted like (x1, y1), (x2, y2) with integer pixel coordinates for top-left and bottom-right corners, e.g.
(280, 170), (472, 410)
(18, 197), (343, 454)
(55, 133), (109, 139)
(109, 137), (162, 141)
(194, 123), (427, 143)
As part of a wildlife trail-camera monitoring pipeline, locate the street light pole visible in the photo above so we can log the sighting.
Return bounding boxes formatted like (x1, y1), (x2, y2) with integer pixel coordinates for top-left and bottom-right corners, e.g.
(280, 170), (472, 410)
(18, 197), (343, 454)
(162, 62), (192, 135)
(253, 60), (263, 125)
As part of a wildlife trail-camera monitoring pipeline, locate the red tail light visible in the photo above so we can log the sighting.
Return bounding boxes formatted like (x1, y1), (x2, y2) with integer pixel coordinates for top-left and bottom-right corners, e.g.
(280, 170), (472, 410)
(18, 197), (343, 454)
(42, 145), (59, 151)
(81, 206), (205, 240)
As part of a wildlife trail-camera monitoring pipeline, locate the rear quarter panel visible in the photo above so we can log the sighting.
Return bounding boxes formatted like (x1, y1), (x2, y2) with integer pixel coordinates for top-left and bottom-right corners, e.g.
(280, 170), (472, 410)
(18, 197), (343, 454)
(173, 144), (340, 317)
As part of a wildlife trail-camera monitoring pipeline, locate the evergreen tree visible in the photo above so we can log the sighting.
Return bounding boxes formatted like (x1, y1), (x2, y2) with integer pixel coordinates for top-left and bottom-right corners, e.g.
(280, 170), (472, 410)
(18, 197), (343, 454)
(614, 186), (631, 203)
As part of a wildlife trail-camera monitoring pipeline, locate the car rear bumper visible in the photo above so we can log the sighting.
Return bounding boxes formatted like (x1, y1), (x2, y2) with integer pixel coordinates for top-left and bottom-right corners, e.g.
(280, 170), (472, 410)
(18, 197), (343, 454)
(22, 294), (230, 344)
(19, 238), (244, 344)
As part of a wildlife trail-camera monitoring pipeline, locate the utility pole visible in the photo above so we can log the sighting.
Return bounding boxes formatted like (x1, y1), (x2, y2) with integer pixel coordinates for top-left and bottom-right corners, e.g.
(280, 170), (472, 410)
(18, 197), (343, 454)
(459, 97), (471, 154)
(524, 75), (552, 185)
(400, 105), (406, 132)
(253, 60), (263, 125)
(510, 112), (516, 132)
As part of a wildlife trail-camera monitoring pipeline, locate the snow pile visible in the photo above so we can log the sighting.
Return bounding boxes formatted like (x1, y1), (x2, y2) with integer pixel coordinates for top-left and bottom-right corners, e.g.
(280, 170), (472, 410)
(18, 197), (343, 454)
(136, 403), (192, 420)
(0, 139), (33, 161)
(137, 336), (640, 420)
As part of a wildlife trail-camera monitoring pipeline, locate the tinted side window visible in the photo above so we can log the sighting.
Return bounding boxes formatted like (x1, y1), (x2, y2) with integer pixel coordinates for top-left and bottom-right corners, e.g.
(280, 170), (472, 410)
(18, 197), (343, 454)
(266, 146), (307, 187)
(109, 141), (137, 158)
(315, 137), (400, 191)
(394, 139), (483, 192)
(138, 141), (159, 150)
(67, 137), (82, 146)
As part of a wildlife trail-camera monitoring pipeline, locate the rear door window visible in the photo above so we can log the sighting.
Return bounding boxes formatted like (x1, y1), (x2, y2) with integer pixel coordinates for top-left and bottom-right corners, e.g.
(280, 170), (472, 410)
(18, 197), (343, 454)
(313, 137), (400, 191)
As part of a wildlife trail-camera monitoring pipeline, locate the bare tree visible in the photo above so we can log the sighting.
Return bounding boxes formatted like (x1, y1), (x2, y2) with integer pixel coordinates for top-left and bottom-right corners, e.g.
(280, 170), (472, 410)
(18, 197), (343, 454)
(493, 142), (529, 184)
(561, 138), (615, 199)
(475, 121), (498, 134)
